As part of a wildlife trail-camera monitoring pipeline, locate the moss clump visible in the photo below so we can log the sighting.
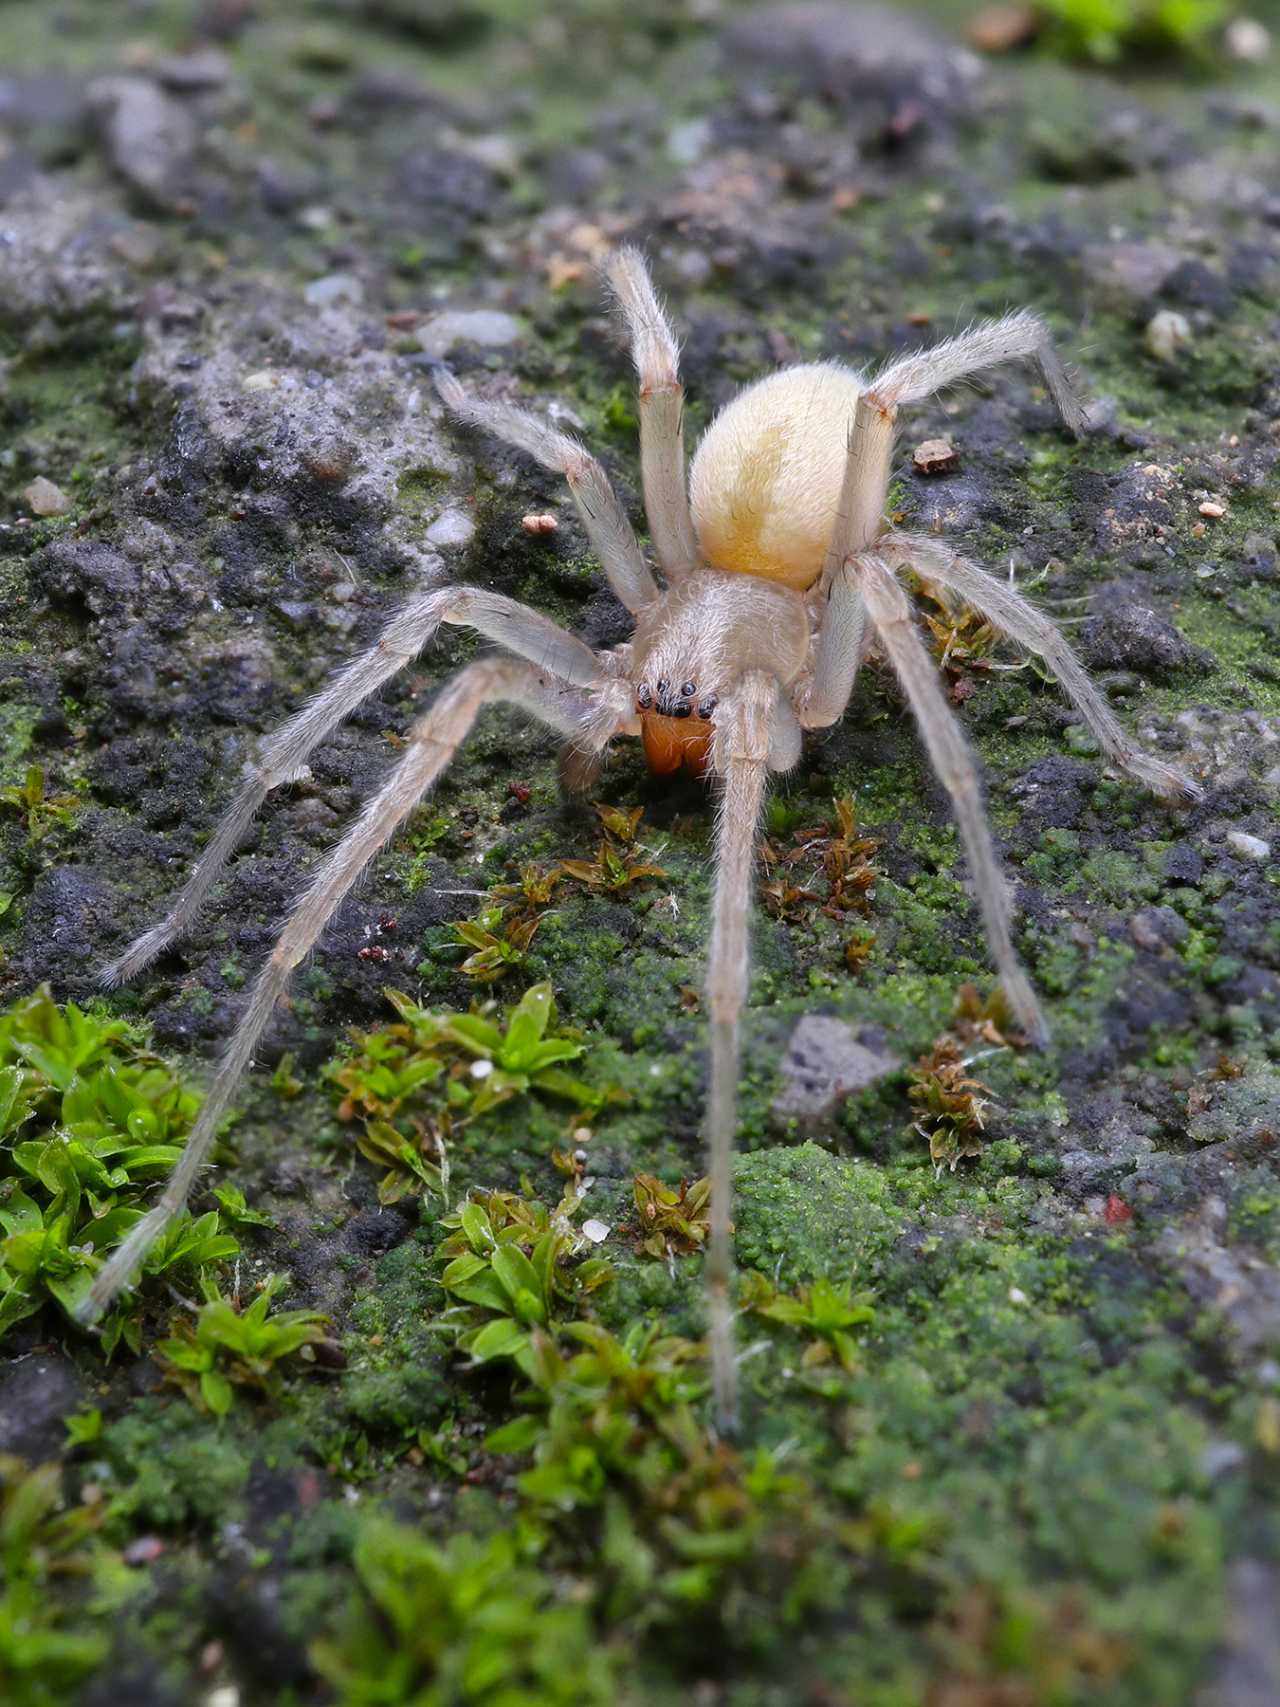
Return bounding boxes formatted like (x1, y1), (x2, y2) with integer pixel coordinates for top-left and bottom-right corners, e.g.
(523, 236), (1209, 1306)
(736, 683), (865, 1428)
(733, 1143), (902, 1285)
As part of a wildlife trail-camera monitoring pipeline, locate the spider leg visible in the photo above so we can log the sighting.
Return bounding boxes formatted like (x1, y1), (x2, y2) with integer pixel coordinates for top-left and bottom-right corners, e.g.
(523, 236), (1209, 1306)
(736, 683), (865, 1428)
(819, 313), (1085, 591)
(821, 396), (899, 585)
(605, 247), (701, 584)
(704, 670), (780, 1432)
(857, 555), (1049, 1046)
(882, 532), (1201, 803)
(870, 309), (1086, 434)
(436, 371), (658, 615)
(796, 558), (870, 728)
(104, 585), (606, 986)
(77, 658), (612, 1328)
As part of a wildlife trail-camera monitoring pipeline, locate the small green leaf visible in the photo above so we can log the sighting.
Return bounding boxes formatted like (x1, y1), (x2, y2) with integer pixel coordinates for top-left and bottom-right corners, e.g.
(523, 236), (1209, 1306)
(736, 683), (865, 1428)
(201, 1369), (234, 1417)
(468, 1316), (529, 1363)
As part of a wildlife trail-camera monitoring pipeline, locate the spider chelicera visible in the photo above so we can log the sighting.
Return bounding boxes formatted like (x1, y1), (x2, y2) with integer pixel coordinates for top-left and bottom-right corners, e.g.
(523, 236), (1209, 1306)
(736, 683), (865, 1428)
(79, 250), (1198, 1427)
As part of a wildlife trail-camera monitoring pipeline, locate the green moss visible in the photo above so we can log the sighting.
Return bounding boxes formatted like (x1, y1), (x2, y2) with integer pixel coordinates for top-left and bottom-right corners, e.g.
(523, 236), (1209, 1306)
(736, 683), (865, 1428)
(734, 1143), (902, 1285)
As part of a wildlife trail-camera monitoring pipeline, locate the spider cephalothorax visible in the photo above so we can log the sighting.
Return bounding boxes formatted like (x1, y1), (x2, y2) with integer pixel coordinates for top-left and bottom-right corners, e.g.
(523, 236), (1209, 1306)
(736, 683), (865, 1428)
(79, 250), (1199, 1430)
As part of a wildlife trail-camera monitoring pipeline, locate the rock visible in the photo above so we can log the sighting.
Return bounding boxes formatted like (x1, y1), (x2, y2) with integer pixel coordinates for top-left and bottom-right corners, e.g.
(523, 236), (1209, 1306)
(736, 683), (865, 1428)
(424, 507), (475, 549)
(724, 3), (982, 128)
(1081, 240), (1184, 307)
(1144, 308), (1192, 363)
(32, 538), (141, 613)
(21, 475), (72, 515)
(1224, 18), (1272, 63)
(771, 1014), (899, 1126)
(1185, 1066), (1280, 1149)
(1156, 1196), (1280, 1359)
(966, 4), (1037, 54)
(417, 308), (525, 358)
(303, 272), (364, 309)
(1080, 600), (1212, 681)
(912, 437), (958, 475)
(1129, 906), (1189, 951)
(0, 1350), (85, 1459)
(88, 75), (197, 204)
(1163, 843), (1203, 885)
(152, 48), (232, 91)
(1225, 831), (1271, 862)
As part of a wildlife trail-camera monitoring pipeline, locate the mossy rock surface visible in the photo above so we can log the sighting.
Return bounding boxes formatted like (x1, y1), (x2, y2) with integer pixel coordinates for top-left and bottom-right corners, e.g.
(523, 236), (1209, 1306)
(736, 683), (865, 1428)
(1, 2), (1278, 1703)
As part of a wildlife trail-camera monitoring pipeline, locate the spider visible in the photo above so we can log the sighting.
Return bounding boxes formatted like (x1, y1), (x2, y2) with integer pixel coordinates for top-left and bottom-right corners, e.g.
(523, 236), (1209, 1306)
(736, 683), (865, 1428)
(77, 250), (1198, 1428)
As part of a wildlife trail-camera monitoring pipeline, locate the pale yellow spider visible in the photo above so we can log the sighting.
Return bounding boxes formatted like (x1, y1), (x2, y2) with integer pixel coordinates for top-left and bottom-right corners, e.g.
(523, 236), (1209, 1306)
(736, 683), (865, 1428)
(79, 251), (1198, 1427)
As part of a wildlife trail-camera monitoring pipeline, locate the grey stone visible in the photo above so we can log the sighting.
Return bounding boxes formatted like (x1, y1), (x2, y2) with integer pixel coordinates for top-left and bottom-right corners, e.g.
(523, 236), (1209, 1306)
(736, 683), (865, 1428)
(417, 308), (524, 358)
(1081, 240), (1185, 307)
(724, 3), (981, 120)
(1080, 601), (1213, 680)
(772, 1014), (899, 1126)
(0, 1351), (84, 1459)
(88, 75), (197, 204)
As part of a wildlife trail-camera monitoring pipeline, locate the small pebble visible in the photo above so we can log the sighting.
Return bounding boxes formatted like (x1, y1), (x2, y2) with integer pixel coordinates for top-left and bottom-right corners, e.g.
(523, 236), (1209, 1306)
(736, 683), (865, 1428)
(304, 272), (364, 309)
(1226, 831), (1270, 862)
(418, 309), (524, 360)
(581, 1219), (610, 1244)
(425, 508), (476, 549)
(1198, 500), (1226, 519)
(1008, 1286), (1029, 1305)
(966, 3), (1037, 53)
(154, 47), (231, 90)
(912, 437), (958, 476)
(22, 476), (72, 516)
(1225, 17), (1271, 62)
(1144, 308), (1192, 364)
(521, 512), (558, 535)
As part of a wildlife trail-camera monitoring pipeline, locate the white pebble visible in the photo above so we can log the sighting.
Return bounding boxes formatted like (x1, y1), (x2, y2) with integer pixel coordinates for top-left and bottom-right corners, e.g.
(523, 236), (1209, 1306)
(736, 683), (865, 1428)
(1225, 18), (1271, 61)
(425, 507), (475, 549)
(1008, 1286), (1029, 1305)
(304, 272), (364, 308)
(1226, 831), (1270, 862)
(22, 476), (72, 516)
(1144, 309), (1191, 364)
(469, 1058), (493, 1080)
(581, 1219), (610, 1244)
(418, 309), (524, 359)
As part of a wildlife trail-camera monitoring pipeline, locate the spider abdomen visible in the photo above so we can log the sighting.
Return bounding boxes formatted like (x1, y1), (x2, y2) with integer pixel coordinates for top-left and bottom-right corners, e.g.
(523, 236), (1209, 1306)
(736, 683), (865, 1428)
(689, 362), (865, 592)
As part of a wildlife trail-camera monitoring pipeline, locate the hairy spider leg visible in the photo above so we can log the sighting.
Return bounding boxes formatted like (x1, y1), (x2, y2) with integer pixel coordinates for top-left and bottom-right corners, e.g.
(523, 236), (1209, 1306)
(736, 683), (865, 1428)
(882, 533), (1200, 802)
(79, 658), (614, 1325)
(856, 555), (1049, 1045)
(606, 247), (701, 584)
(436, 371), (658, 615)
(105, 587), (605, 986)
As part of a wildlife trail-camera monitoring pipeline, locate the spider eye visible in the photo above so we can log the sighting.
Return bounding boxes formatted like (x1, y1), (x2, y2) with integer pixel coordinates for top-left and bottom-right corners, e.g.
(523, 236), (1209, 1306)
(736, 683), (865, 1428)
(698, 695), (718, 720)
(656, 678), (670, 697)
(636, 682), (652, 709)
(672, 702), (691, 719)
(680, 680), (696, 698)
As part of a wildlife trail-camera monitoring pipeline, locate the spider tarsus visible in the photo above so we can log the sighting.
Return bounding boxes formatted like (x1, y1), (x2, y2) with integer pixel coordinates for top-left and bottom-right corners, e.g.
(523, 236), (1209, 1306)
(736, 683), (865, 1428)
(1004, 972), (1051, 1051)
(74, 1203), (171, 1326)
(1130, 756), (1203, 805)
(99, 939), (153, 989)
